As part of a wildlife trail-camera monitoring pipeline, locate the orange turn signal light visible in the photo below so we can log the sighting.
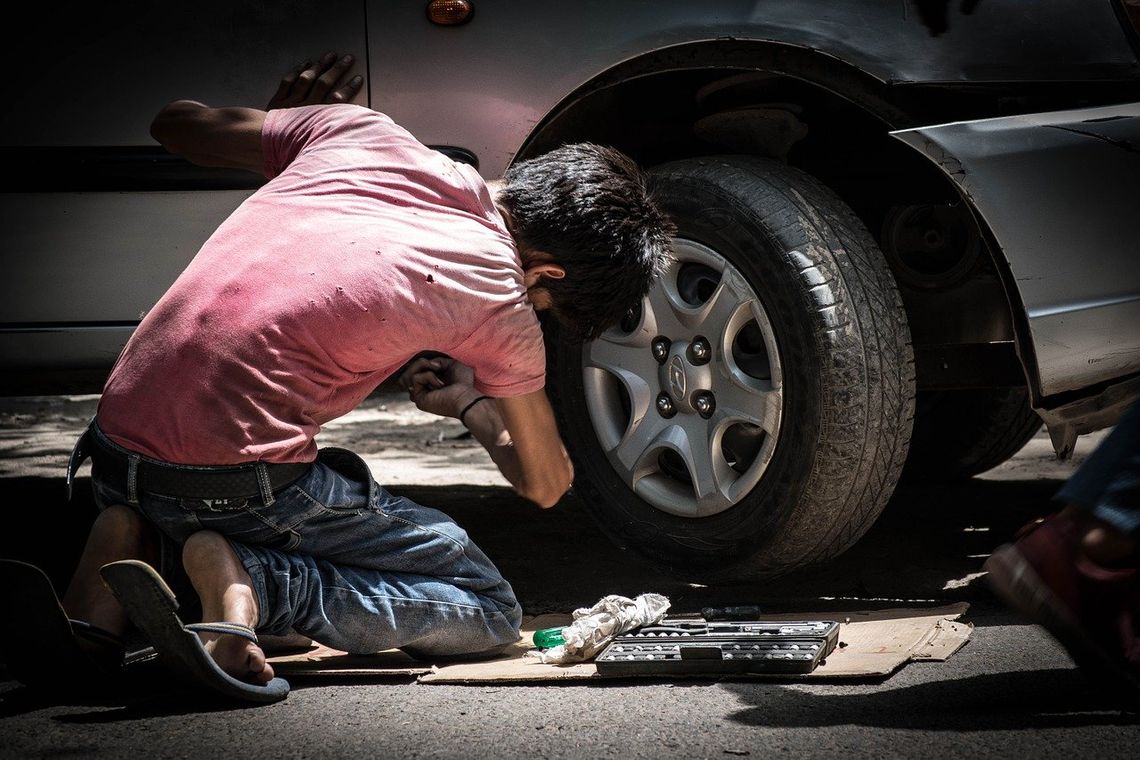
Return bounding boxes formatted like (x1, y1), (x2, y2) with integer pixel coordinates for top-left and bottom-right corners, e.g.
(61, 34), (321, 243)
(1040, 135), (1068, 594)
(427, 0), (474, 26)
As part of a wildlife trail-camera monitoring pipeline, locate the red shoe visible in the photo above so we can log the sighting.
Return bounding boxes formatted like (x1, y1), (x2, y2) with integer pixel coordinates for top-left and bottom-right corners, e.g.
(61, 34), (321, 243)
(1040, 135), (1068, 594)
(984, 512), (1140, 706)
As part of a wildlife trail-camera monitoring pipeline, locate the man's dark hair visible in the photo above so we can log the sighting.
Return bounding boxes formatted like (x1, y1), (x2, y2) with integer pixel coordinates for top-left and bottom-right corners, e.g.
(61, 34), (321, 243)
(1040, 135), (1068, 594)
(499, 143), (674, 342)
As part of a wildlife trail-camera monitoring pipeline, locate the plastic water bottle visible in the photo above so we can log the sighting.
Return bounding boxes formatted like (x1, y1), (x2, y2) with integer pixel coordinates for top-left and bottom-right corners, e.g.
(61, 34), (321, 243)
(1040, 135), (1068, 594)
(532, 626), (565, 649)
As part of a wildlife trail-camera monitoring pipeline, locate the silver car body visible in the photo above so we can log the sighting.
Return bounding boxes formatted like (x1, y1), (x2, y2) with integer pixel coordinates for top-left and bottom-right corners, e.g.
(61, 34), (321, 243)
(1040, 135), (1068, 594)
(893, 104), (1140, 402)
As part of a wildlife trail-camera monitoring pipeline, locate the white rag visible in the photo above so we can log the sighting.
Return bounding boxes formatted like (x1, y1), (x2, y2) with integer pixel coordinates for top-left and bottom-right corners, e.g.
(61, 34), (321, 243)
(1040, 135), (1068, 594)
(535, 592), (671, 664)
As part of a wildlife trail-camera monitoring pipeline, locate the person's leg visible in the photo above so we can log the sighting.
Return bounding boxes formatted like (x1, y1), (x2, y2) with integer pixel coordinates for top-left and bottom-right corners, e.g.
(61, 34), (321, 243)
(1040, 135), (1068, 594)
(229, 537), (521, 657)
(181, 531), (274, 684)
(986, 398), (1140, 700)
(112, 447), (519, 664)
(61, 504), (159, 641)
(284, 467), (523, 655)
(1056, 398), (1140, 560)
(174, 449), (523, 656)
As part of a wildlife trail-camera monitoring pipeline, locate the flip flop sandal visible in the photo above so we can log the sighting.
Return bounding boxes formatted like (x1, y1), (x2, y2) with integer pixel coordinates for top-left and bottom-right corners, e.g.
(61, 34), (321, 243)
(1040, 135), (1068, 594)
(99, 559), (290, 704)
(0, 559), (154, 694)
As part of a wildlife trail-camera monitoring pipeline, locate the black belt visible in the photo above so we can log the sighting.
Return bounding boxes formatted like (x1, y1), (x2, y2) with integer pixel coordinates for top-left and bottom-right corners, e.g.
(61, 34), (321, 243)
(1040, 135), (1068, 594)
(81, 425), (311, 501)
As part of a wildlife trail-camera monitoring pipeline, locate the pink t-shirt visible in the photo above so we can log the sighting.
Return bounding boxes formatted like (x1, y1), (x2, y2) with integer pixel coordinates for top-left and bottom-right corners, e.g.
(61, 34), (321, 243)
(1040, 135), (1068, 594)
(97, 104), (546, 465)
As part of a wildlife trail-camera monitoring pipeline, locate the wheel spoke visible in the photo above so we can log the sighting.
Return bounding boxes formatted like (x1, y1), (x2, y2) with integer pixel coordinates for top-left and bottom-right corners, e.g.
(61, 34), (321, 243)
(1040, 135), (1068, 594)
(584, 333), (658, 389)
(582, 362), (654, 452)
(681, 278), (751, 337)
(714, 375), (781, 435)
(708, 283), (757, 347)
(646, 273), (686, 337)
(612, 412), (668, 484)
(671, 420), (730, 508)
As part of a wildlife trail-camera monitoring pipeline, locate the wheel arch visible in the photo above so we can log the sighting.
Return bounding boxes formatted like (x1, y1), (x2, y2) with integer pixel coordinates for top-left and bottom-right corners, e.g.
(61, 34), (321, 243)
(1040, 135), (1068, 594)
(517, 40), (1031, 409)
(514, 39), (907, 165)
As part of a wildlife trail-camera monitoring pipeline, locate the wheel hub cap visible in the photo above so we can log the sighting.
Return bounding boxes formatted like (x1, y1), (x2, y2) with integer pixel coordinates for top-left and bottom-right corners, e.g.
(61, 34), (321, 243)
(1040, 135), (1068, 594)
(580, 238), (785, 519)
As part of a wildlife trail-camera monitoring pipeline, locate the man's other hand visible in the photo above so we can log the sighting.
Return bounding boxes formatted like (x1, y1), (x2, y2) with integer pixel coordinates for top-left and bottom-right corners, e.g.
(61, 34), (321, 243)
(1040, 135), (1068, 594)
(268, 52), (363, 110)
(399, 357), (481, 419)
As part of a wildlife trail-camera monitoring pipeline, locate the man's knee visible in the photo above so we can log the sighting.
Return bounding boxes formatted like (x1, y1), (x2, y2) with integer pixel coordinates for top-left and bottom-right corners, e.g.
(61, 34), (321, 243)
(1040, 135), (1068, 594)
(401, 607), (522, 660)
(472, 593), (524, 651)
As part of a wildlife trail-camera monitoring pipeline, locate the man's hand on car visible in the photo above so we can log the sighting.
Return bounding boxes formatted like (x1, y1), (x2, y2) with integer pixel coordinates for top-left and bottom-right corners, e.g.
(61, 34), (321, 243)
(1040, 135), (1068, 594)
(268, 52), (363, 110)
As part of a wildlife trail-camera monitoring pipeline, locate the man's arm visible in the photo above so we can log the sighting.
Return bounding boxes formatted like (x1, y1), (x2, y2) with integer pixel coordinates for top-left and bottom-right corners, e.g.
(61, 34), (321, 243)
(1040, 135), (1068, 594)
(466, 390), (574, 509)
(149, 52), (362, 173)
(150, 101), (267, 172)
(402, 357), (573, 508)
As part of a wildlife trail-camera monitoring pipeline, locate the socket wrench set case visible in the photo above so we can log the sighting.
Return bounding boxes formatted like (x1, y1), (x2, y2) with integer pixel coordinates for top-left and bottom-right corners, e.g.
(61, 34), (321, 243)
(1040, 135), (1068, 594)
(595, 619), (841, 676)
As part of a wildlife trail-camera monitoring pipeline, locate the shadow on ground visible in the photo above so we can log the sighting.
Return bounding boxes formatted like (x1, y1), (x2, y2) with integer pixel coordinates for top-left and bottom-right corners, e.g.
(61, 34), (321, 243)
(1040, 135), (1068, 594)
(0, 470), (1083, 722)
(722, 668), (1139, 731)
(0, 470), (1064, 621)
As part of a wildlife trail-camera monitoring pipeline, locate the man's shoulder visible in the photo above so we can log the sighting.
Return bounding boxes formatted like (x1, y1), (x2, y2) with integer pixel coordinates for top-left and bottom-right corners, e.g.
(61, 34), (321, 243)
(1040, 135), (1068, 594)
(264, 103), (430, 179)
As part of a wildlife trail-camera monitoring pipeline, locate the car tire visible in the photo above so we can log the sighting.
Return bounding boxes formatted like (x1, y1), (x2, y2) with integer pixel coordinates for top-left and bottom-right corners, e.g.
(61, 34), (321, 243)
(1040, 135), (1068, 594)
(547, 156), (915, 581)
(902, 387), (1042, 482)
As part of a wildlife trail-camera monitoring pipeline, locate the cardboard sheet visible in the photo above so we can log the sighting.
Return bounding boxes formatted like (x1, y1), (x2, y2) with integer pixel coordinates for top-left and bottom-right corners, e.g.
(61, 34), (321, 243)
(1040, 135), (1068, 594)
(270, 646), (433, 678)
(269, 603), (971, 683)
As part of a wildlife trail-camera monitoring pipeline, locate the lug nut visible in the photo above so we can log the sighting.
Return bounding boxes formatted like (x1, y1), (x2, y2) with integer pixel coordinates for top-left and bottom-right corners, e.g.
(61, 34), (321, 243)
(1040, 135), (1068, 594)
(689, 336), (712, 365)
(656, 393), (676, 418)
(651, 336), (671, 364)
(693, 391), (716, 419)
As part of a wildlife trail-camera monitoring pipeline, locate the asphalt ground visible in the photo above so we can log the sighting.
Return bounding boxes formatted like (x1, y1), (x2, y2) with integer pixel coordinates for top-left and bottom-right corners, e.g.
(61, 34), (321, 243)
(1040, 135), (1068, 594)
(0, 395), (1136, 758)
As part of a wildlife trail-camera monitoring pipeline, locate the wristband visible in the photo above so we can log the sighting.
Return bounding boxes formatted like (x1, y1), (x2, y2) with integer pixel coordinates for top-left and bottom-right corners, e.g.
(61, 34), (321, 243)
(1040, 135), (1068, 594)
(458, 395), (491, 427)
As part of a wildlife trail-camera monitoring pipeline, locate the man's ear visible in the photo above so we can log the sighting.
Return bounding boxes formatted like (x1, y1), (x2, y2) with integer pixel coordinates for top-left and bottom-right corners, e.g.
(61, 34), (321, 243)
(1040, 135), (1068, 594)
(522, 262), (566, 290)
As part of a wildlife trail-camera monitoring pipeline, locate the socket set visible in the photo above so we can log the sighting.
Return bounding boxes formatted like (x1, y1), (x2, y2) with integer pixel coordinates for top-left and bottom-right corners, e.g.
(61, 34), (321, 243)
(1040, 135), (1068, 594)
(594, 619), (840, 676)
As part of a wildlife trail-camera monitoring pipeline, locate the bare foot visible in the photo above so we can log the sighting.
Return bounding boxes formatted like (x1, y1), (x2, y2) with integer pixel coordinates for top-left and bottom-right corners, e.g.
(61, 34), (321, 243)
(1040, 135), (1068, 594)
(63, 504), (159, 646)
(200, 628), (274, 685)
(182, 530), (275, 685)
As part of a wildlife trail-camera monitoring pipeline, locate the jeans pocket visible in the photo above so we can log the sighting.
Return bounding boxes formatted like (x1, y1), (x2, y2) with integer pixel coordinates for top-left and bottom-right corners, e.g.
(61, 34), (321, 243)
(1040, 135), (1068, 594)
(186, 500), (303, 550)
(91, 475), (126, 512)
(297, 448), (378, 513)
